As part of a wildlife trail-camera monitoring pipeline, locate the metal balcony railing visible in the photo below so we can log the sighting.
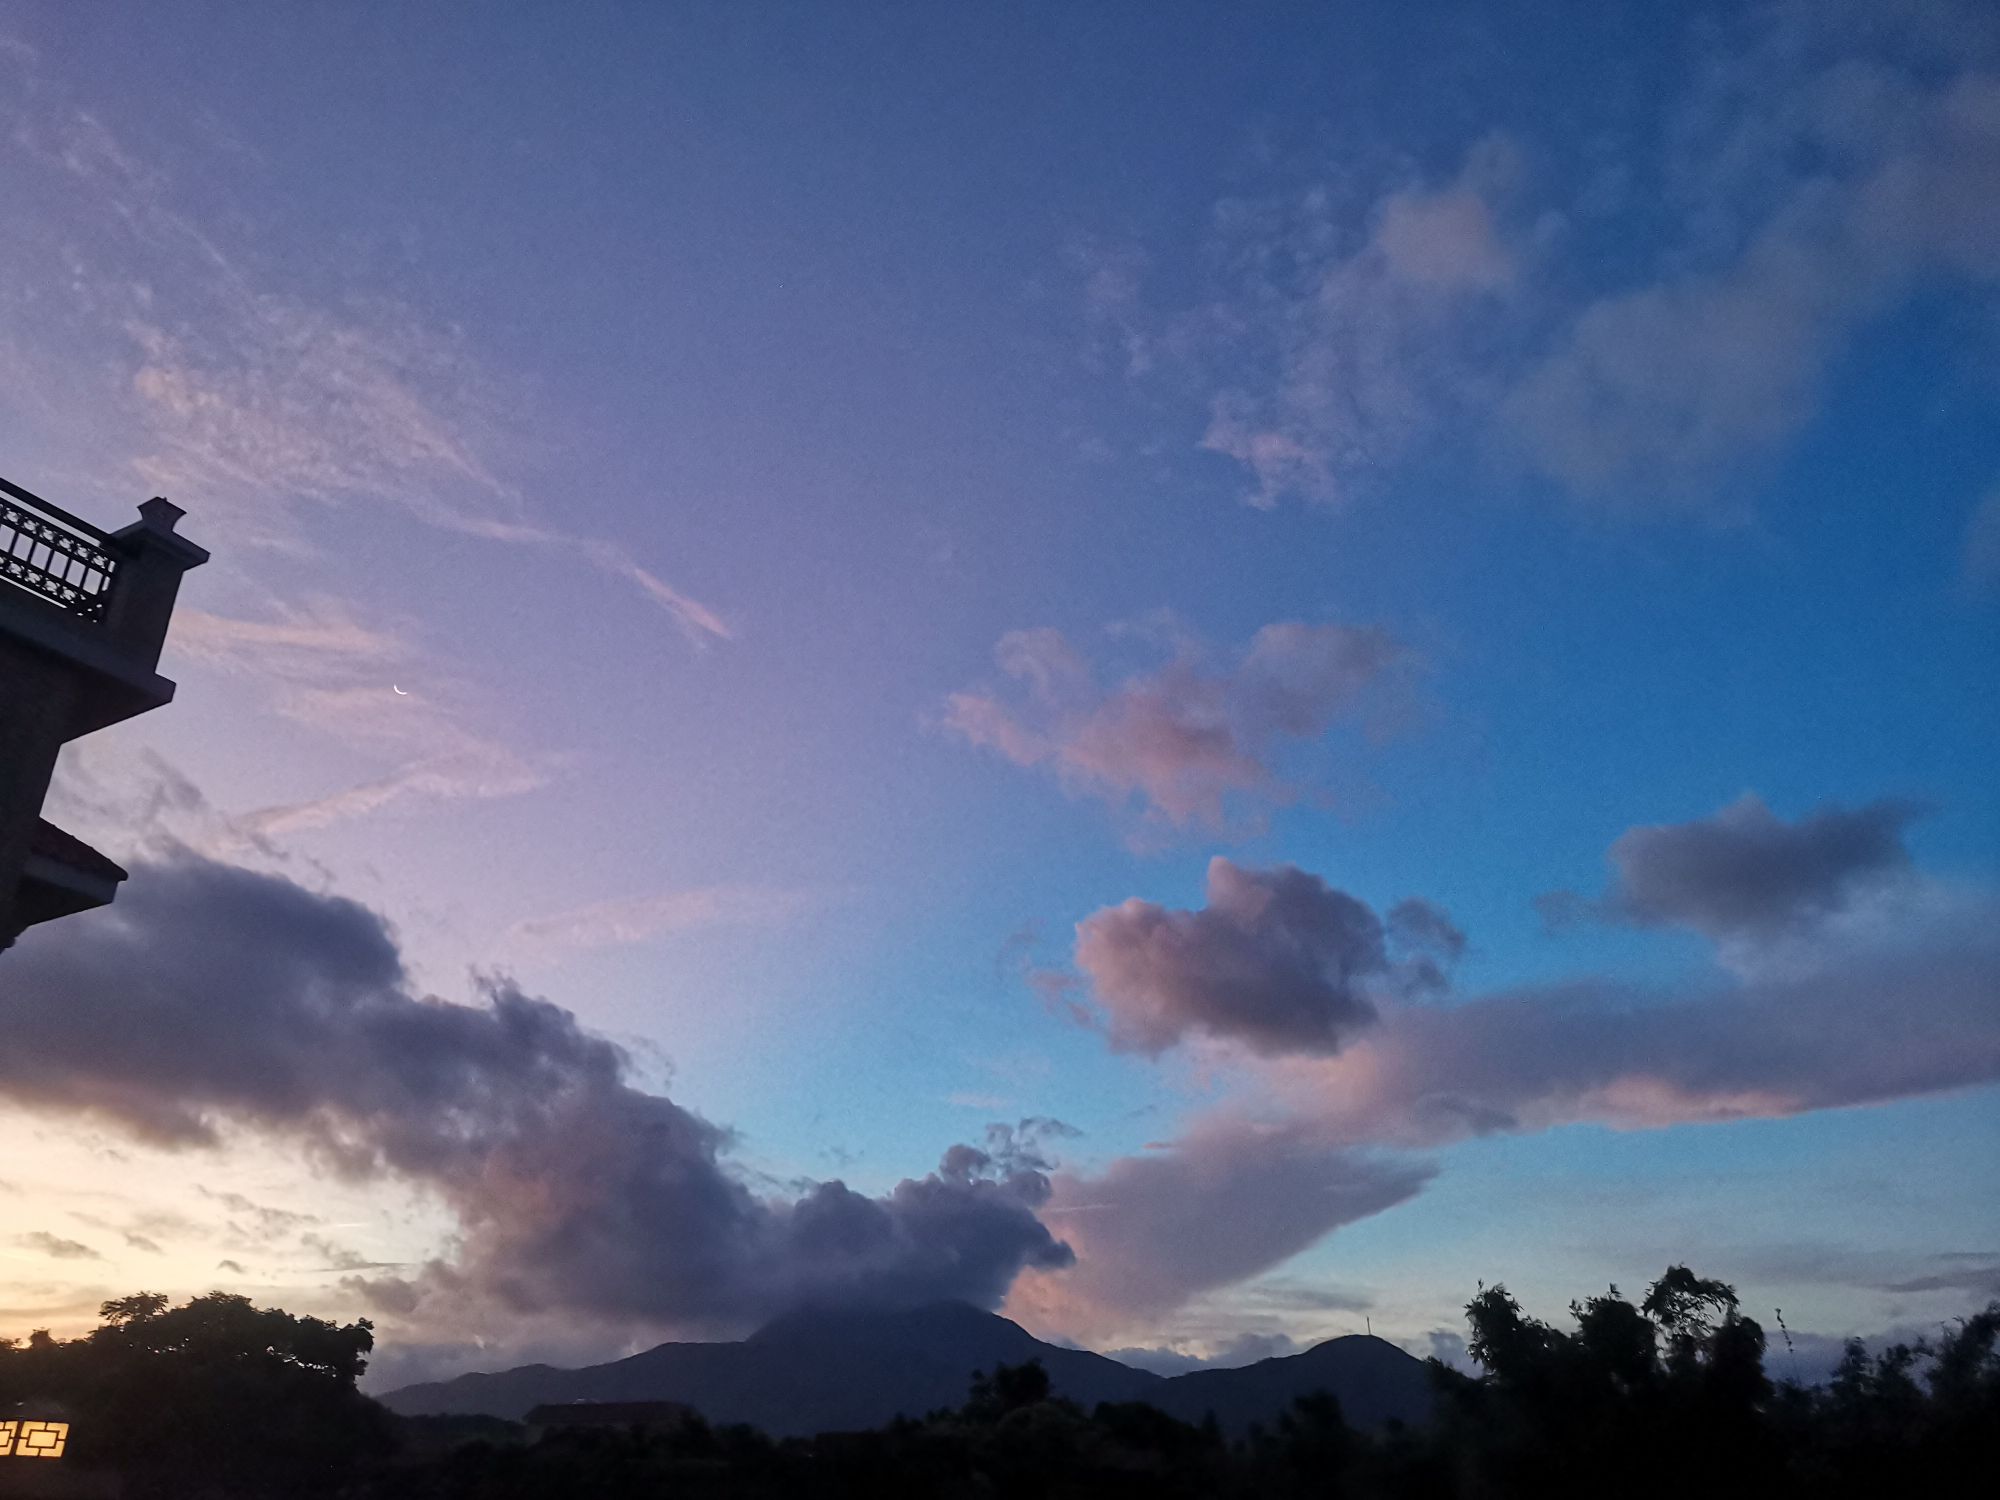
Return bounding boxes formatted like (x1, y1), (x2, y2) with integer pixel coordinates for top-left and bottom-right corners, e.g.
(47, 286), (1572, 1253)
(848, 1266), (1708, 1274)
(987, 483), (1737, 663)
(0, 475), (124, 622)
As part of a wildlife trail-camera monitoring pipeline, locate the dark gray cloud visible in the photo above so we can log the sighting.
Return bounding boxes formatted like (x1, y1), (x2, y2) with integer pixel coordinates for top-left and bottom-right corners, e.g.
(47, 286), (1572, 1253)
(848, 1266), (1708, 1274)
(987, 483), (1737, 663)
(1076, 858), (1426, 1056)
(1386, 898), (1466, 963)
(17, 1232), (103, 1261)
(1551, 793), (1924, 943)
(1878, 1258), (2000, 1299)
(0, 855), (1072, 1332)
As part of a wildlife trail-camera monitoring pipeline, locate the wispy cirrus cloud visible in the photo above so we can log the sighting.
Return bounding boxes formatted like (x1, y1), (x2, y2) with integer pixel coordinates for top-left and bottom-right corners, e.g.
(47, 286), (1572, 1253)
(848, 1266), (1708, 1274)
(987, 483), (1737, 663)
(945, 619), (1413, 834)
(0, 47), (729, 644)
(509, 883), (833, 952)
(165, 598), (550, 835)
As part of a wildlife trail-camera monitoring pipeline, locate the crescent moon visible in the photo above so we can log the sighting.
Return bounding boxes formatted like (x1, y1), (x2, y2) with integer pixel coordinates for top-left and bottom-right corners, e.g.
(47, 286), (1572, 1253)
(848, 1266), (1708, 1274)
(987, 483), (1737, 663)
(392, 685), (408, 696)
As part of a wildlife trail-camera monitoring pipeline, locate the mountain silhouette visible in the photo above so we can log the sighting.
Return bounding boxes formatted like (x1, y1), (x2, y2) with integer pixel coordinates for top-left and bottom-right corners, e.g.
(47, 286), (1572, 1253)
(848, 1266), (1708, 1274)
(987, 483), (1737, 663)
(378, 1302), (1432, 1436)
(1147, 1333), (1435, 1433)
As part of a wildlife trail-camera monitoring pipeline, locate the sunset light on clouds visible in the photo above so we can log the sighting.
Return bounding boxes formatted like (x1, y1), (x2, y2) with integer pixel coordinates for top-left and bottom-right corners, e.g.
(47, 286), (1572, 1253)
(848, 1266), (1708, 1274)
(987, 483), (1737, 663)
(1, 0), (1996, 1396)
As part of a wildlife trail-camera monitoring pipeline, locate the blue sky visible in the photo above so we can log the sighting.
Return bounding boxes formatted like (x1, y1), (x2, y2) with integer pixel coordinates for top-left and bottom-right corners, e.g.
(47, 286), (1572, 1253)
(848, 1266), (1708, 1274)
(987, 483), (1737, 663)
(1, 0), (1996, 1380)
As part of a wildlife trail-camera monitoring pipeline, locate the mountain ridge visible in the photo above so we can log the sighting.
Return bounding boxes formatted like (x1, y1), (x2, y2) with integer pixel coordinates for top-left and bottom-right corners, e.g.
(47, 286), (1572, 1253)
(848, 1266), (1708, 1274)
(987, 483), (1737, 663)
(377, 1301), (1433, 1437)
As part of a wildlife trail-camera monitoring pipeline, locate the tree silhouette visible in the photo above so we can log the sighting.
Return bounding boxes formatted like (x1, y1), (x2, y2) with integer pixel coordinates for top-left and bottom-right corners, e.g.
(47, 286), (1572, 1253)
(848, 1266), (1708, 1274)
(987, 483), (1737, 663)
(7, 1273), (1992, 1496)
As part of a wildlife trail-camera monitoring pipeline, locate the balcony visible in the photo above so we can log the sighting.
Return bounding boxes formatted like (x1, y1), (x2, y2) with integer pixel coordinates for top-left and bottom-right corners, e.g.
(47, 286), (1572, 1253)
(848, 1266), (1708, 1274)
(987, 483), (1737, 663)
(0, 477), (208, 738)
(0, 475), (125, 623)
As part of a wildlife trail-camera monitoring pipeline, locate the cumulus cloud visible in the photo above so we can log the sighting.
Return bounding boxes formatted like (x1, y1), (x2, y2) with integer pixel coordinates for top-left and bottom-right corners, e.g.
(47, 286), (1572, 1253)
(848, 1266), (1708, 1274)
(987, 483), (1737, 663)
(1502, 22), (2000, 503)
(1102, 6), (2000, 515)
(1075, 858), (1429, 1057)
(1029, 883), (2000, 1339)
(0, 856), (1072, 1336)
(945, 620), (1410, 831)
(1035, 804), (1999, 1336)
(1008, 1115), (1433, 1339)
(1200, 137), (1524, 509)
(1548, 792), (1924, 944)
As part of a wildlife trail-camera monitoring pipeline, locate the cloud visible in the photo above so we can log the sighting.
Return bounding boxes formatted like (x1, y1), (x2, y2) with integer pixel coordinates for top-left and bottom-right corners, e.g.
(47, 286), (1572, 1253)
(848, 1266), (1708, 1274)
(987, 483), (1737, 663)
(1273, 905), (2000, 1147)
(1200, 137), (1524, 509)
(195, 1187), (321, 1242)
(1075, 858), (1417, 1057)
(171, 600), (405, 668)
(510, 884), (829, 952)
(165, 599), (549, 835)
(242, 756), (545, 838)
(1501, 33), (2000, 503)
(0, 856), (1073, 1336)
(1008, 1115), (1433, 1339)
(16, 1232), (103, 1262)
(1032, 810), (1999, 1334)
(1103, 7), (2000, 514)
(1051, 897), (1998, 1331)
(1068, 236), (1155, 379)
(1107, 1329), (1305, 1377)
(1548, 792), (1924, 945)
(1385, 898), (1466, 960)
(945, 620), (1411, 831)
(1877, 1258), (2000, 1299)
(0, 66), (728, 641)
(68, 1213), (169, 1255)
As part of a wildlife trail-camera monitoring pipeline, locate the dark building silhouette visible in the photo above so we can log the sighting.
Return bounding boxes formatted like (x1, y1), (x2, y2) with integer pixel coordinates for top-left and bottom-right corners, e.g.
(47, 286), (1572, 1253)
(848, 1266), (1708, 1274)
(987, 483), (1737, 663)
(0, 475), (206, 950)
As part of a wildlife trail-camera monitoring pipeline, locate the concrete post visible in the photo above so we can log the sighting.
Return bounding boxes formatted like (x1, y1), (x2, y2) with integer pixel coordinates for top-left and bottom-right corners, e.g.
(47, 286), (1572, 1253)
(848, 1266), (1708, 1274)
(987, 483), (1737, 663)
(103, 498), (210, 673)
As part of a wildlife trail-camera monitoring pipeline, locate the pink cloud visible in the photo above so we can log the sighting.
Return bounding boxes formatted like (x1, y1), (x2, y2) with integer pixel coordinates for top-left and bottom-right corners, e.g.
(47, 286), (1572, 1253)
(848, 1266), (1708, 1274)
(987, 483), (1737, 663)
(945, 621), (1411, 832)
(1007, 1115), (1432, 1341)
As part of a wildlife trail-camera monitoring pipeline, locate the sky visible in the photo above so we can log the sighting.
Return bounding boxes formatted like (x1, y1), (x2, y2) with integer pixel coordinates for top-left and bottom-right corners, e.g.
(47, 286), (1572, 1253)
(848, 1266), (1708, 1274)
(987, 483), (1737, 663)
(1, 0), (1996, 1387)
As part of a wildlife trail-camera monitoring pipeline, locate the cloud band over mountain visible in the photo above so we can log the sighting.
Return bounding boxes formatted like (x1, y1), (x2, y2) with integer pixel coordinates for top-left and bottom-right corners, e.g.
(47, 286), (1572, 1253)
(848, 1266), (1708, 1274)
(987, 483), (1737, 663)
(0, 856), (1072, 1334)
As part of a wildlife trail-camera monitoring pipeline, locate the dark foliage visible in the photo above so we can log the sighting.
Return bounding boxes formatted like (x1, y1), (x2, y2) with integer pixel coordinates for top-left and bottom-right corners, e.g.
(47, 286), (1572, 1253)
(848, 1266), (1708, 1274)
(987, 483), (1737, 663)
(0, 1290), (392, 1496)
(5, 1271), (1993, 1497)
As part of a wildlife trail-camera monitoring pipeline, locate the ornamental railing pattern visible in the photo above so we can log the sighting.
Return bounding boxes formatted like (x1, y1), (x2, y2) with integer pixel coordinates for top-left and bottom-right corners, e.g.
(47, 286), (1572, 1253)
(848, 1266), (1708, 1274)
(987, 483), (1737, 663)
(0, 475), (124, 622)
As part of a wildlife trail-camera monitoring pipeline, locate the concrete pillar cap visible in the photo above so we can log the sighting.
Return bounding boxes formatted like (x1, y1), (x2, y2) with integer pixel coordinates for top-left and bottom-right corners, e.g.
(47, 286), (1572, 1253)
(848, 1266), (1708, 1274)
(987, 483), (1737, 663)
(138, 496), (186, 531)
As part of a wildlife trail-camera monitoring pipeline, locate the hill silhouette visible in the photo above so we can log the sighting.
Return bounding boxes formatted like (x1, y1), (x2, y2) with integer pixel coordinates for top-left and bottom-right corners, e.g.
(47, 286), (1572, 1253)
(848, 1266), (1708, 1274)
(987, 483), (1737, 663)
(377, 1301), (1432, 1435)
(1149, 1332), (1435, 1432)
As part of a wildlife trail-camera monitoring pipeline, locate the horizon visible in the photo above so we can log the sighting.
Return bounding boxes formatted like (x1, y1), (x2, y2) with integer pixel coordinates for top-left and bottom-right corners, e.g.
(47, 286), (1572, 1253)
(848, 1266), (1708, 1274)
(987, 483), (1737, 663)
(2, 0), (1996, 1398)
